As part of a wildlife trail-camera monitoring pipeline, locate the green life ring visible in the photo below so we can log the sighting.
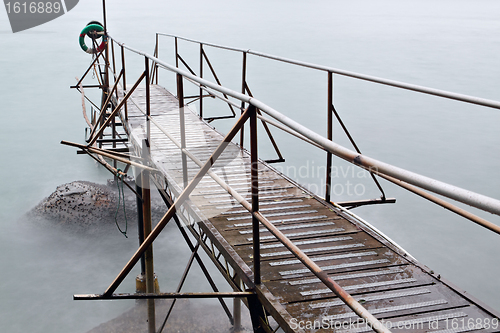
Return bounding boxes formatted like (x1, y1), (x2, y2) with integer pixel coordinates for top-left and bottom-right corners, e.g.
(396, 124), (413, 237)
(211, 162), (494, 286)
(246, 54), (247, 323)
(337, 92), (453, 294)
(79, 23), (107, 54)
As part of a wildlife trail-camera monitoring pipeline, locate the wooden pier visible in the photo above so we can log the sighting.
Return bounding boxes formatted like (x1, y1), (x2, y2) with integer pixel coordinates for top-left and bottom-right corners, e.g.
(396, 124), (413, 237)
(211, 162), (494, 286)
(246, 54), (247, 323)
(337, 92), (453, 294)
(112, 84), (499, 332)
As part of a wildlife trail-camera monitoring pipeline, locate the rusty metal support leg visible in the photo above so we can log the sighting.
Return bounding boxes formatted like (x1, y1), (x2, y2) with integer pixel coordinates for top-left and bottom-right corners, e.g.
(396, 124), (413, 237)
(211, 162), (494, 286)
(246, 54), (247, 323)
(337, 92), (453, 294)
(250, 105), (260, 285)
(141, 140), (156, 333)
(135, 182), (146, 275)
(112, 114), (117, 180)
(247, 293), (267, 333)
(325, 71), (333, 202)
(233, 276), (242, 332)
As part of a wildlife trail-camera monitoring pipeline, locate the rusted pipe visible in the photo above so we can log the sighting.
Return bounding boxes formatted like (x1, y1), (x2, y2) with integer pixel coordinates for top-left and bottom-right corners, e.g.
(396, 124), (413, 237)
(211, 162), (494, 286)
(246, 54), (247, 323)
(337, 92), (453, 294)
(377, 173), (500, 235)
(60, 141), (157, 172)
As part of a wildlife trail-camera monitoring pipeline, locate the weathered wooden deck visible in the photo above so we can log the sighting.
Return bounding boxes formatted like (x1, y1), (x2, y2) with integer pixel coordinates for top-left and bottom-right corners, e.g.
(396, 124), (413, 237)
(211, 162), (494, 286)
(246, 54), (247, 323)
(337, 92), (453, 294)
(120, 84), (499, 332)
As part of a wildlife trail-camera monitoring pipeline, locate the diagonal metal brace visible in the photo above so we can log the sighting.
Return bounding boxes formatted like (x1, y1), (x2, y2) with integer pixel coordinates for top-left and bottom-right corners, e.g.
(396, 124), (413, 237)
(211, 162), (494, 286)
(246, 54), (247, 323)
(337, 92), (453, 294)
(87, 71), (146, 146)
(102, 106), (251, 297)
(85, 69), (124, 141)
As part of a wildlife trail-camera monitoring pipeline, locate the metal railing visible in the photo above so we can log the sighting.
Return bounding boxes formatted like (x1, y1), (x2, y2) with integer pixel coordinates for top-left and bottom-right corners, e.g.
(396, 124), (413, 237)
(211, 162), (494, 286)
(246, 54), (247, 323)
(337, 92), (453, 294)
(71, 33), (500, 333)
(157, 33), (500, 109)
(122, 34), (500, 216)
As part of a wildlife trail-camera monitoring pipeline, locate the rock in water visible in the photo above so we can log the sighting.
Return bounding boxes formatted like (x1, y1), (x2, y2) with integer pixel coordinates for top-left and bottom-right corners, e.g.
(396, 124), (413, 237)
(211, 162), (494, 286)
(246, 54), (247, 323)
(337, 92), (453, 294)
(31, 181), (120, 228)
(29, 180), (167, 232)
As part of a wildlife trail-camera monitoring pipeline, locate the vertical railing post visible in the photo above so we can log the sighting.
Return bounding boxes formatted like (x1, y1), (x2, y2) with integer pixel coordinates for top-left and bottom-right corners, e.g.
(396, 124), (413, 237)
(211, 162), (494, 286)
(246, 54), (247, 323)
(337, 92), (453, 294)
(249, 104), (260, 284)
(120, 44), (127, 120)
(99, 15), (110, 149)
(111, 40), (116, 81)
(199, 43), (204, 118)
(145, 56), (151, 142)
(155, 33), (159, 85)
(136, 180), (146, 275)
(325, 71), (333, 202)
(175, 37), (179, 68)
(240, 52), (247, 148)
(177, 73), (188, 187)
(141, 140), (156, 333)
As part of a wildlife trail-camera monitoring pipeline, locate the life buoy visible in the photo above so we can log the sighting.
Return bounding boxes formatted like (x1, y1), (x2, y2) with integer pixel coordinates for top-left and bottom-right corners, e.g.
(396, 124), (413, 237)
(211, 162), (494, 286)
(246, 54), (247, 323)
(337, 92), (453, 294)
(79, 22), (107, 54)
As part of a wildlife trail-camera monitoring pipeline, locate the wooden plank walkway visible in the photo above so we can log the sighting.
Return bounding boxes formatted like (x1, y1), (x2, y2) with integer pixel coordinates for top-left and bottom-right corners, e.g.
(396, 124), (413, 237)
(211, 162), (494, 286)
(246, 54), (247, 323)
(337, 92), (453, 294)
(120, 85), (500, 333)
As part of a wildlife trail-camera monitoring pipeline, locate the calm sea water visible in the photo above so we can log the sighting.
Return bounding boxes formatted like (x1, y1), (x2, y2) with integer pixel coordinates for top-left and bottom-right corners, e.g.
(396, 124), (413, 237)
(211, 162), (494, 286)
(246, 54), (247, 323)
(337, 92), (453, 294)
(1, 0), (499, 332)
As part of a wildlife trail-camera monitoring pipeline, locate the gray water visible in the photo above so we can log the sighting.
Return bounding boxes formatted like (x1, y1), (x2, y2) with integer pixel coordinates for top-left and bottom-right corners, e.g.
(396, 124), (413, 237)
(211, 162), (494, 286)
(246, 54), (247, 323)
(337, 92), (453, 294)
(1, 0), (499, 332)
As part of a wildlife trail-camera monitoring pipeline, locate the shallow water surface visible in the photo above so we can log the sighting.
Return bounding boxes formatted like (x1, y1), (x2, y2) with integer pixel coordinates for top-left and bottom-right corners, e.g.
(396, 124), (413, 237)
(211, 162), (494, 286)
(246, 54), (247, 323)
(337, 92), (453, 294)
(0, 1), (499, 332)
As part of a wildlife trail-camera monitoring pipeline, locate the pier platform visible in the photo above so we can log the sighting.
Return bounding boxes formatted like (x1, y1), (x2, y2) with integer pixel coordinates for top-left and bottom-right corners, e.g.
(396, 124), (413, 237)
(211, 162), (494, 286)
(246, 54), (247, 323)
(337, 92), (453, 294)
(116, 84), (500, 332)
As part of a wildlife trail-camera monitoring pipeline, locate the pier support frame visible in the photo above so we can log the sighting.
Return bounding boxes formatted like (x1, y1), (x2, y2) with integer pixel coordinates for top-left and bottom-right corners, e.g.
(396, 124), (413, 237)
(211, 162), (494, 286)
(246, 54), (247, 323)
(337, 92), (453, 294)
(142, 140), (156, 333)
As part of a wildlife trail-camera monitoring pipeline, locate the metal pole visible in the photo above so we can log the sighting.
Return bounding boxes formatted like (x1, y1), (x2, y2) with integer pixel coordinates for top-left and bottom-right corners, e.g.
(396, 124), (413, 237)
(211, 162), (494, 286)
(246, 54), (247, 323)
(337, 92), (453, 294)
(250, 105), (260, 285)
(175, 37), (179, 68)
(233, 276), (242, 332)
(142, 140), (156, 333)
(102, 0), (107, 33)
(100, 0), (109, 149)
(177, 73), (188, 187)
(325, 72), (333, 202)
(376, 173), (500, 235)
(121, 45), (128, 120)
(145, 57), (151, 143)
(111, 42), (118, 174)
(240, 52), (247, 148)
(111, 40), (116, 80)
(75, 292), (254, 300)
(112, 112), (117, 173)
(155, 33), (159, 85)
(136, 182), (145, 275)
(199, 43), (203, 118)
